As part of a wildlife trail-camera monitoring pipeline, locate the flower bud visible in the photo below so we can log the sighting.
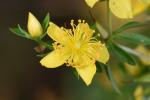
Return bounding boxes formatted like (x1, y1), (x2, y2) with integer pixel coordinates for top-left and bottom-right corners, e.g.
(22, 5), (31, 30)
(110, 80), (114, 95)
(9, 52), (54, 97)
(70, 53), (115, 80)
(28, 12), (43, 38)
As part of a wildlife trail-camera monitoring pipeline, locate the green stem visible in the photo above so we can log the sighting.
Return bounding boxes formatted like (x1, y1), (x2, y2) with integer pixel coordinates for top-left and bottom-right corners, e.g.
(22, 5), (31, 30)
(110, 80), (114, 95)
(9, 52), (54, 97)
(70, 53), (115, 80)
(34, 38), (53, 50)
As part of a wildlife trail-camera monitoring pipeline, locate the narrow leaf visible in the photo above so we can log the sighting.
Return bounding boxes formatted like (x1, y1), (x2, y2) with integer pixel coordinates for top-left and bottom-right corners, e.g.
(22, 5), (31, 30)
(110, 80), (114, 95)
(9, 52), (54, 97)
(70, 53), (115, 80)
(71, 68), (80, 80)
(18, 25), (31, 39)
(135, 74), (150, 83)
(90, 23), (96, 30)
(115, 33), (150, 45)
(109, 43), (136, 65)
(114, 21), (147, 33)
(42, 13), (50, 31)
(10, 27), (30, 39)
(95, 61), (103, 73)
(102, 65), (121, 94)
(10, 28), (26, 37)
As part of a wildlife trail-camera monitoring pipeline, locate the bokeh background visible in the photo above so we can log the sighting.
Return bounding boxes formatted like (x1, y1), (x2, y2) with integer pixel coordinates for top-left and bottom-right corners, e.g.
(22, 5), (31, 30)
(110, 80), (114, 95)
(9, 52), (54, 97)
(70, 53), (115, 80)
(0, 0), (149, 100)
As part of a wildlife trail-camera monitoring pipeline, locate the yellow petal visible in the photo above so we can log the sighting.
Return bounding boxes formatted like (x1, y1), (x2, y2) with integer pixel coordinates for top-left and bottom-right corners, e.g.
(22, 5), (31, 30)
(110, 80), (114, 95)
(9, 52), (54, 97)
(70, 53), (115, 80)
(73, 54), (94, 67)
(28, 12), (43, 38)
(76, 63), (96, 85)
(47, 22), (70, 45)
(87, 42), (109, 64)
(109, 0), (133, 19)
(40, 48), (70, 68)
(85, 0), (99, 7)
(75, 23), (94, 41)
(132, 0), (150, 15)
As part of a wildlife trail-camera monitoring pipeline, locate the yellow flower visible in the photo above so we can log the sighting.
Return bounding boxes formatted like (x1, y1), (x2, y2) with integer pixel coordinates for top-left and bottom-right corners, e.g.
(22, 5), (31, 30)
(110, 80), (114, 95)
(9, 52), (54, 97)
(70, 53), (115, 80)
(109, 0), (150, 19)
(85, 0), (99, 7)
(132, 0), (150, 16)
(134, 85), (144, 100)
(28, 12), (43, 38)
(135, 45), (150, 65)
(125, 63), (141, 76)
(85, 0), (150, 19)
(40, 20), (109, 85)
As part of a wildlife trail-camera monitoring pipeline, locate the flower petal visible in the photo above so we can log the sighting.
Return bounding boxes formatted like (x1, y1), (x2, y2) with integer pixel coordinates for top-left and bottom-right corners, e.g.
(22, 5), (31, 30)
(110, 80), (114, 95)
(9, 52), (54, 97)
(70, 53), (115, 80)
(76, 63), (96, 85)
(132, 0), (150, 16)
(85, 0), (99, 8)
(87, 42), (109, 64)
(109, 0), (133, 19)
(40, 48), (70, 68)
(47, 22), (70, 45)
(74, 23), (94, 42)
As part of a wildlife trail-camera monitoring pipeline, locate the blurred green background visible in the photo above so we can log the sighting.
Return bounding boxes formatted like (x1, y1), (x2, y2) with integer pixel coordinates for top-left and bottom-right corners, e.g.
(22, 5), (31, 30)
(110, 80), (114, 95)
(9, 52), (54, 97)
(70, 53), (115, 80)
(0, 0), (149, 100)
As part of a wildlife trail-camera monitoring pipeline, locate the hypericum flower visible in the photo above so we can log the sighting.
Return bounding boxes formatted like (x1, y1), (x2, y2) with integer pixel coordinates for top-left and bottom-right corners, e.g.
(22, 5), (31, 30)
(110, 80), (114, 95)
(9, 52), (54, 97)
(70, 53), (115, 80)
(125, 63), (140, 76)
(85, 0), (150, 19)
(85, 0), (99, 7)
(28, 12), (43, 38)
(135, 45), (150, 65)
(134, 85), (144, 100)
(40, 20), (109, 85)
(109, 0), (150, 18)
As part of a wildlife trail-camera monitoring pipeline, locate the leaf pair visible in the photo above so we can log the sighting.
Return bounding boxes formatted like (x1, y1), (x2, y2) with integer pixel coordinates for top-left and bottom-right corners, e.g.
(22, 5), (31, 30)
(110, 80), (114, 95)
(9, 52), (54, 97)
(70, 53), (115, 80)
(10, 25), (31, 39)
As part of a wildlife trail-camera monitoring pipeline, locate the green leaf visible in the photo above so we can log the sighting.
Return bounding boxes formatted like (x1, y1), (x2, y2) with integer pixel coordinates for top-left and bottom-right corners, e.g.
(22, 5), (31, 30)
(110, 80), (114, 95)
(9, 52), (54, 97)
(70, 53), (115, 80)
(136, 74), (150, 82)
(10, 25), (31, 39)
(95, 61), (103, 73)
(109, 42), (136, 65)
(115, 33), (150, 45)
(42, 13), (50, 31)
(18, 25), (30, 37)
(70, 68), (80, 80)
(102, 64), (121, 94)
(118, 62), (127, 75)
(90, 23), (96, 30)
(10, 28), (26, 37)
(114, 21), (147, 33)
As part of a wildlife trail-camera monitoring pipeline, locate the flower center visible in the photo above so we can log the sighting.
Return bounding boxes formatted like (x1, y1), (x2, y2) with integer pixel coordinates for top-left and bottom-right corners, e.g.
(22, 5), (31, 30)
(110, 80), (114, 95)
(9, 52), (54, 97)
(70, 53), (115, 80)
(75, 42), (81, 49)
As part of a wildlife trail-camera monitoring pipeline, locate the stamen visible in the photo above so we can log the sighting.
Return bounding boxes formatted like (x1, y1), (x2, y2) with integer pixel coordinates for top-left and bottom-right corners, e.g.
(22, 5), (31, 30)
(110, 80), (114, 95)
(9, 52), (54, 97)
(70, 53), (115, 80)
(52, 42), (63, 50)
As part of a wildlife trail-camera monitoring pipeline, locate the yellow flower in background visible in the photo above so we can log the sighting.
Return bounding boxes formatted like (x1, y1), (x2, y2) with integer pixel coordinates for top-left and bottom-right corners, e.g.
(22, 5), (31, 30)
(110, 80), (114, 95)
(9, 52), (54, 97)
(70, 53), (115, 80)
(132, 0), (150, 16)
(85, 0), (99, 7)
(109, 0), (150, 19)
(135, 45), (150, 65)
(124, 45), (150, 76)
(85, 0), (150, 19)
(109, 0), (133, 19)
(28, 12), (43, 38)
(134, 85), (144, 100)
(40, 20), (109, 85)
(125, 63), (141, 76)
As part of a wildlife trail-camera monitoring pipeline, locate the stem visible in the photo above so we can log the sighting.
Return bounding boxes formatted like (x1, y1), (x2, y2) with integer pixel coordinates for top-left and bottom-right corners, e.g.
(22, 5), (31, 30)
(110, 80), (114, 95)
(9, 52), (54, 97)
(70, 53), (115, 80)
(107, 0), (112, 35)
(34, 38), (53, 50)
